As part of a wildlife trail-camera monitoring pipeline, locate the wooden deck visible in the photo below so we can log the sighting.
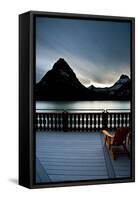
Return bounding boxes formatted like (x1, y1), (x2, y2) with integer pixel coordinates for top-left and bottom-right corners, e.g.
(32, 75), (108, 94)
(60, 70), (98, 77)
(36, 131), (131, 183)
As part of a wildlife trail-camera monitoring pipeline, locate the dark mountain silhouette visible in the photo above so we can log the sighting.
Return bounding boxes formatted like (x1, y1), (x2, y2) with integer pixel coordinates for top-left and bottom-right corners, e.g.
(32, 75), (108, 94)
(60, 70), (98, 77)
(36, 58), (131, 101)
(36, 58), (91, 100)
(88, 74), (131, 100)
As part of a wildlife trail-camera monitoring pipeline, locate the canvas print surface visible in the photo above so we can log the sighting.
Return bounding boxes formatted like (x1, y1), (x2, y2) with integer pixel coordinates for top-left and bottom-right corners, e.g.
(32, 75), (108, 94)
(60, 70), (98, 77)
(35, 16), (132, 184)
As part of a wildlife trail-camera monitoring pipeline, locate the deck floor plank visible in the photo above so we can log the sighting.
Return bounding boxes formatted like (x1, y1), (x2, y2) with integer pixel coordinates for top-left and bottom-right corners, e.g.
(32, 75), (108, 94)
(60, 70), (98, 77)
(36, 131), (130, 183)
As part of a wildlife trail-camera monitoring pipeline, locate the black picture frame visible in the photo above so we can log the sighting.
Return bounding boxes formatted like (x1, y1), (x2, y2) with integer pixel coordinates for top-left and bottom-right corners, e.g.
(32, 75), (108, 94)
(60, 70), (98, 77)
(19, 11), (135, 189)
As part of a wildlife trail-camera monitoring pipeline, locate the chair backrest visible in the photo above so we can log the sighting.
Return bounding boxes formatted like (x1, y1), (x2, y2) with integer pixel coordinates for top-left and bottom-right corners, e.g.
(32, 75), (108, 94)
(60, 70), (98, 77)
(113, 127), (131, 145)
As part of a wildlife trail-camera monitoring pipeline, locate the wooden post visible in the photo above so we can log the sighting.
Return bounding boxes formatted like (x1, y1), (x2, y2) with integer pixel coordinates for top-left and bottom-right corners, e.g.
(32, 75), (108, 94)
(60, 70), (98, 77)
(102, 110), (108, 130)
(35, 113), (38, 130)
(43, 113), (46, 130)
(62, 111), (68, 132)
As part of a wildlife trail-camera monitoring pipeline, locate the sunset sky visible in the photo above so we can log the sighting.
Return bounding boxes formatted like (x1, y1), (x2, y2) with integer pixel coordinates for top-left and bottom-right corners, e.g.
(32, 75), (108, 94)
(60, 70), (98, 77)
(36, 16), (131, 87)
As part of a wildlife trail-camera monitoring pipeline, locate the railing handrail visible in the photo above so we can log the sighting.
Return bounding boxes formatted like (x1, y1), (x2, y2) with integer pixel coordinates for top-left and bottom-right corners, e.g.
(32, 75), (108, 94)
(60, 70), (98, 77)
(36, 109), (105, 111)
(106, 109), (130, 113)
(36, 108), (130, 113)
(36, 108), (105, 113)
(35, 110), (131, 131)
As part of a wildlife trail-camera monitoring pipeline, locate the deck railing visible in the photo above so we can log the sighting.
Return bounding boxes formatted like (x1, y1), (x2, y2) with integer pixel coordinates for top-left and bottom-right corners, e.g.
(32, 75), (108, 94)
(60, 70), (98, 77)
(35, 109), (131, 131)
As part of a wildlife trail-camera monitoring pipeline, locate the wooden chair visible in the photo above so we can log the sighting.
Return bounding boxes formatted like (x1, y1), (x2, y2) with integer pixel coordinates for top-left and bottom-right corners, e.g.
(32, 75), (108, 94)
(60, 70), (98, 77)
(101, 127), (131, 160)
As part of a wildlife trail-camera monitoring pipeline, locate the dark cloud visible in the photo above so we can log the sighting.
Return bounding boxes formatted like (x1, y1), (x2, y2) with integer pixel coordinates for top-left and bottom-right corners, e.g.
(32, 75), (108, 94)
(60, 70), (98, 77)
(36, 17), (130, 87)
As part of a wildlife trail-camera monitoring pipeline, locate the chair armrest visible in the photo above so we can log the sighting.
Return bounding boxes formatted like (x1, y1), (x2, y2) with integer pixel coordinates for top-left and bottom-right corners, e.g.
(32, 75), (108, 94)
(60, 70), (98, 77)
(101, 130), (114, 138)
(127, 131), (131, 145)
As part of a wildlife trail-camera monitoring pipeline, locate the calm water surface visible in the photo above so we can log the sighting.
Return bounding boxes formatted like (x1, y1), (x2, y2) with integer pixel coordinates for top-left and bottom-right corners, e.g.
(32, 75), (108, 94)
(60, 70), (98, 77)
(36, 101), (130, 111)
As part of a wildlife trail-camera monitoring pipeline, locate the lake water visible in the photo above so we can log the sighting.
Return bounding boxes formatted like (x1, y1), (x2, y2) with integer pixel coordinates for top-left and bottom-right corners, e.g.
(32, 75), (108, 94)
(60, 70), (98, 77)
(36, 101), (130, 111)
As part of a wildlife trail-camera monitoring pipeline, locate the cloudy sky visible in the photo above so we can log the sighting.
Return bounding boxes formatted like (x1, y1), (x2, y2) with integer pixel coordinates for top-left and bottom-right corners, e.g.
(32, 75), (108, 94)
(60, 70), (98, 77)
(36, 16), (131, 87)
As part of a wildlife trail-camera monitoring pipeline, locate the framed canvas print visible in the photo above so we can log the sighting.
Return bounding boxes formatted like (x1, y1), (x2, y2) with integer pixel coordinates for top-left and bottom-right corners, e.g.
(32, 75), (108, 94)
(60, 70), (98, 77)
(19, 11), (135, 189)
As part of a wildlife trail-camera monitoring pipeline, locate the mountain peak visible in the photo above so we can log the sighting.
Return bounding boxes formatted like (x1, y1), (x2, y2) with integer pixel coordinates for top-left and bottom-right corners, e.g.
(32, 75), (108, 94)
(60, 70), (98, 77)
(53, 58), (70, 69)
(88, 85), (95, 90)
(36, 58), (89, 100)
(109, 74), (130, 91)
(116, 74), (130, 85)
(119, 74), (129, 80)
(52, 58), (76, 78)
(55, 58), (66, 65)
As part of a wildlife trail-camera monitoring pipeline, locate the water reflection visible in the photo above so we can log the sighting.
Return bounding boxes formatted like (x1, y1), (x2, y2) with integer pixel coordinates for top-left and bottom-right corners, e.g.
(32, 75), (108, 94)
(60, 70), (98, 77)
(36, 101), (130, 110)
